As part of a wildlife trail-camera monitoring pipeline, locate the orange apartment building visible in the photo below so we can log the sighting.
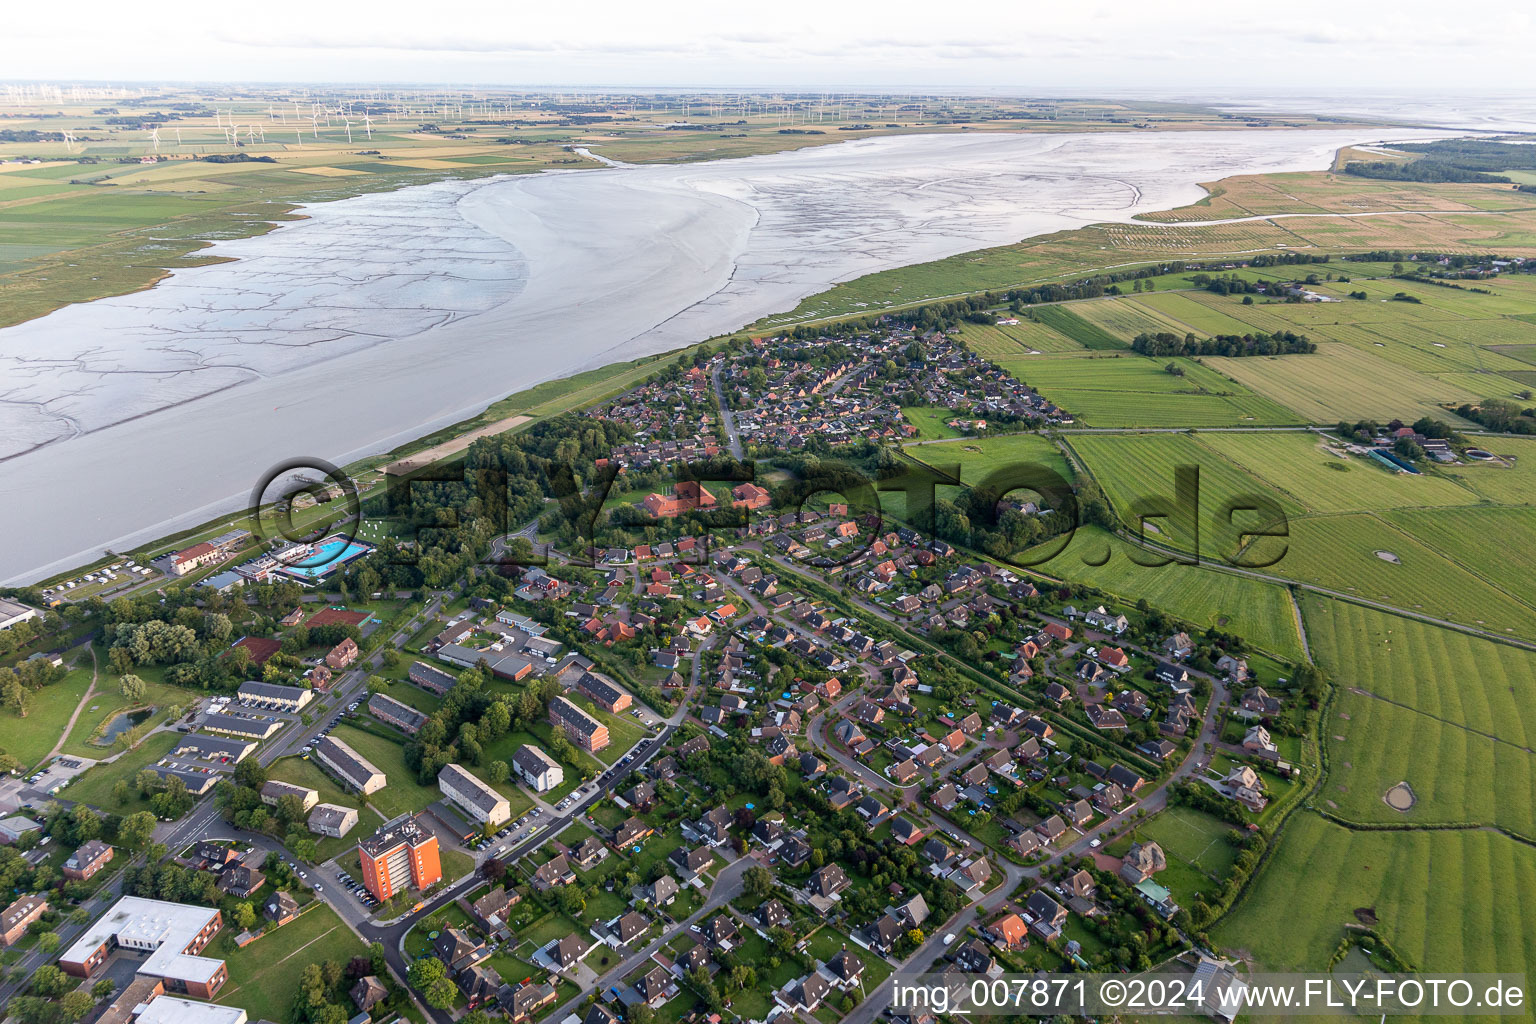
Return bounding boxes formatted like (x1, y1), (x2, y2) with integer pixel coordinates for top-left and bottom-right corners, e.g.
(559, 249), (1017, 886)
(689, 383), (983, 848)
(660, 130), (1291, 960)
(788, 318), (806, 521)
(642, 481), (718, 518)
(358, 815), (442, 901)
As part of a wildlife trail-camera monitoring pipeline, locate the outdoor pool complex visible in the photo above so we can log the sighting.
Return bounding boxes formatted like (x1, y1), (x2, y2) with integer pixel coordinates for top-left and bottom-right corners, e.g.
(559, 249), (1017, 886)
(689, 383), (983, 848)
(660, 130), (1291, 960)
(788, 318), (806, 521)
(276, 535), (375, 580)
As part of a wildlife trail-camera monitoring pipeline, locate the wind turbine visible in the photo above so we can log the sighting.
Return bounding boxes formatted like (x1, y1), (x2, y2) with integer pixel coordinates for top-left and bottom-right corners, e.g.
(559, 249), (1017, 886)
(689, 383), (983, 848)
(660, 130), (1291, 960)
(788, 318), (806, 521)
(310, 113), (319, 139)
(60, 130), (75, 152)
(343, 118), (353, 144)
(174, 126), (182, 146)
(362, 114), (374, 139)
(149, 127), (160, 153)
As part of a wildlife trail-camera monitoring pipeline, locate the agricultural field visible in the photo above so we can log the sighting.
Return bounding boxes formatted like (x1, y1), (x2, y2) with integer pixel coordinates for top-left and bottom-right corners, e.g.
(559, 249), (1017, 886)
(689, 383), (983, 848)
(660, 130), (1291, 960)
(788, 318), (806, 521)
(1268, 515), (1536, 638)
(1324, 688), (1536, 835)
(952, 318), (1084, 357)
(1437, 436), (1536, 504)
(1046, 300), (1164, 346)
(1300, 594), (1536, 752)
(1025, 304), (1126, 350)
(1193, 431), (1484, 513)
(890, 433), (1070, 521)
(1208, 343), (1483, 425)
(1385, 506), (1536, 608)
(1215, 813), (1536, 979)
(1004, 353), (1301, 428)
(1068, 432), (1300, 558)
(1026, 528), (1306, 661)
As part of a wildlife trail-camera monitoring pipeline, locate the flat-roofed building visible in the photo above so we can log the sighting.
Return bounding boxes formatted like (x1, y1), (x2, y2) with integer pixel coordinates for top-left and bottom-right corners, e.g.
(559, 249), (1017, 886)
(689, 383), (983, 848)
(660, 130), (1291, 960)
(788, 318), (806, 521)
(358, 815), (442, 901)
(314, 736), (386, 795)
(259, 780), (319, 812)
(369, 692), (429, 735)
(549, 695), (610, 753)
(237, 680), (313, 712)
(439, 763), (511, 826)
(576, 672), (632, 714)
(63, 840), (114, 881)
(200, 712), (282, 740)
(308, 803), (359, 838)
(60, 897), (227, 998)
(0, 597), (40, 631)
(512, 745), (564, 792)
(133, 995), (248, 1024)
(410, 661), (458, 695)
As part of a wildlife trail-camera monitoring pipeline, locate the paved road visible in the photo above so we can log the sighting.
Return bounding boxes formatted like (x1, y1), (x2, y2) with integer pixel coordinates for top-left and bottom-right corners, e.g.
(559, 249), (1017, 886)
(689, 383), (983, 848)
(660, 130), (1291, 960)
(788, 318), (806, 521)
(711, 360), (745, 460)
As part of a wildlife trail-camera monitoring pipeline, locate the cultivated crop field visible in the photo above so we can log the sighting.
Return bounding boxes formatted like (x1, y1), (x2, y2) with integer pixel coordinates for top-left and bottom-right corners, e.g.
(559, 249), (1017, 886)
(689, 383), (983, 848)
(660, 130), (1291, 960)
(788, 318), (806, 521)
(1272, 515), (1536, 637)
(1216, 812), (1536, 979)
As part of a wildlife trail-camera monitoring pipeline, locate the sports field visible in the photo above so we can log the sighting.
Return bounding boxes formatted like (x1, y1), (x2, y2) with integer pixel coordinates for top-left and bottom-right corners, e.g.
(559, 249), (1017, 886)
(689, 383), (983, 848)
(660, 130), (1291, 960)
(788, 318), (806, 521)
(217, 902), (367, 1022)
(1125, 806), (1240, 909)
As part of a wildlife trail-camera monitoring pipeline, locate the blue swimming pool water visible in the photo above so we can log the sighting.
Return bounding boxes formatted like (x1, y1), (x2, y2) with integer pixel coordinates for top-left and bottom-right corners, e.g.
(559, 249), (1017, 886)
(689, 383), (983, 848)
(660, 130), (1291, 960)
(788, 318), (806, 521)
(279, 537), (373, 579)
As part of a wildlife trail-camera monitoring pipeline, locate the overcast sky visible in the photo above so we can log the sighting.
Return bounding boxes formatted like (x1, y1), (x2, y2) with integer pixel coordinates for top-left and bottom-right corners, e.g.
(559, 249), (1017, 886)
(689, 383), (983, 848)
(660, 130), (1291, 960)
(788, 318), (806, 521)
(7, 0), (1531, 93)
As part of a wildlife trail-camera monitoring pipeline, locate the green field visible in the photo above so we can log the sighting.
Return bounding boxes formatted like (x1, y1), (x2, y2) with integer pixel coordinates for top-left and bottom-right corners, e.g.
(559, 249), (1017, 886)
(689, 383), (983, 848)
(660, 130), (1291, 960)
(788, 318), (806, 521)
(953, 318), (1084, 356)
(1270, 515), (1535, 638)
(217, 902), (367, 1022)
(1385, 506), (1536, 608)
(58, 678), (201, 759)
(1123, 806), (1240, 910)
(1301, 595), (1536, 753)
(1003, 353), (1301, 428)
(1443, 437), (1536, 504)
(1068, 432), (1300, 557)
(1195, 432), (1483, 514)
(1028, 305), (1127, 350)
(1216, 813), (1536, 978)
(0, 666), (93, 769)
(899, 406), (965, 440)
(1324, 688), (1536, 835)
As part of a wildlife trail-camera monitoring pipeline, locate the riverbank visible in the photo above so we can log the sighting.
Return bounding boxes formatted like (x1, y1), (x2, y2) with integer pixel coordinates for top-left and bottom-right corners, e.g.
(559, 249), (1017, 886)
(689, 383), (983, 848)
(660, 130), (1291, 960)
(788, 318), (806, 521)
(0, 127), (1439, 583)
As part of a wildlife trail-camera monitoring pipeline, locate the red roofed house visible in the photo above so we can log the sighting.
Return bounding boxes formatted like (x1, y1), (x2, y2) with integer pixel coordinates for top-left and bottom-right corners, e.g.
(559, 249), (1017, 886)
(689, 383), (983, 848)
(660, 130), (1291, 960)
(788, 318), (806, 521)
(732, 483), (771, 510)
(1099, 646), (1130, 669)
(643, 481), (718, 518)
(1043, 622), (1073, 642)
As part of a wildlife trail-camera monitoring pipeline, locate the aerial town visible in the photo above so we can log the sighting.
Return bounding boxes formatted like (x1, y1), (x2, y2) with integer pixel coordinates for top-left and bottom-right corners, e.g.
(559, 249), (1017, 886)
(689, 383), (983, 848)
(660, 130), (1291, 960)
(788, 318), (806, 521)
(0, 316), (1313, 1024)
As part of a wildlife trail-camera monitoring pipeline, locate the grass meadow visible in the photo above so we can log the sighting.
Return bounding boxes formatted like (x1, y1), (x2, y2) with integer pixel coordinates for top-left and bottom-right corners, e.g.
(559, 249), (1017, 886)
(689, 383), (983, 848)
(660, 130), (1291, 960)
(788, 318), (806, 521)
(1269, 515), (1536, 638)
(1215, 812), (1536, 980)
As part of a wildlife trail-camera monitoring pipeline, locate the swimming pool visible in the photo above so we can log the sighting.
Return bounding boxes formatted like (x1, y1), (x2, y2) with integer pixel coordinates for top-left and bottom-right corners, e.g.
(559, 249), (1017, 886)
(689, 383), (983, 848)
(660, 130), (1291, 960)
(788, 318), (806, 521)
(277, 536), (374, 580)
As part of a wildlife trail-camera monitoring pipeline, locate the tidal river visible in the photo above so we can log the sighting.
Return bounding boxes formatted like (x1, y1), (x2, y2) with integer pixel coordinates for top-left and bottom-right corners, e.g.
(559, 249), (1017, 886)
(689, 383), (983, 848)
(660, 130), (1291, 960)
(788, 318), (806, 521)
(0, 128), (1426, 583)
